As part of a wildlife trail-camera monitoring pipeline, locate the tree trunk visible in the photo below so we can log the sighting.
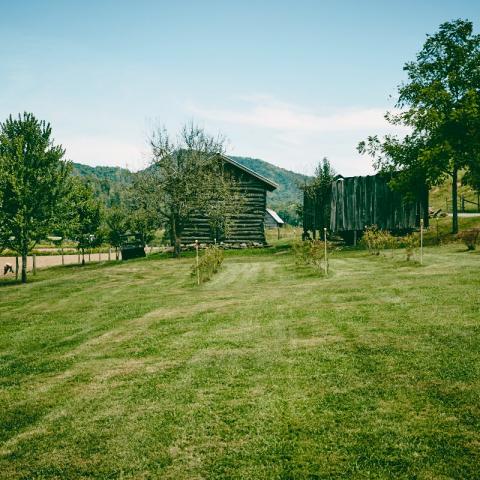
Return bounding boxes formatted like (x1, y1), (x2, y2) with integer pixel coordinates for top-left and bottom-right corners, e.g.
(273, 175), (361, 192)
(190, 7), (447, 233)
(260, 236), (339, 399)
(171, 217), (181, 258)
(21, 251), (27, 284)
(82, 248), (85, 265)
(452, 166), (459, 234)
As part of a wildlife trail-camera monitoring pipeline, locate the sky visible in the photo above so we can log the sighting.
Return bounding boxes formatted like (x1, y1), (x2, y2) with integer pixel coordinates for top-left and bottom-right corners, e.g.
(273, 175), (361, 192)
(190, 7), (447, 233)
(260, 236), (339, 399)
(1, 0), (479, 176)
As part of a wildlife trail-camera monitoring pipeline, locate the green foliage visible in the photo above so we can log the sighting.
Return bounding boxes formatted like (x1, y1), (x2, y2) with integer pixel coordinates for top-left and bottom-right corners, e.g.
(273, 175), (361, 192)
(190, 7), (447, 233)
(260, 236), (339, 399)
(125, 170), (164, 247)
(191, 245), (224, 283)
(457, 228), (480, 250)
(302, 158), (337, 231)
(149, 123), (242, 257)
(360, 225), (396, 255)
(292, 239), (327, 273)
(69, 179), (102, 260)
(0, 112), (71, 282)
(71, 162), (133, 208)
(402, 233), (420, 261)
(104, 207), (129, 249)
(359, 19), (480, 234)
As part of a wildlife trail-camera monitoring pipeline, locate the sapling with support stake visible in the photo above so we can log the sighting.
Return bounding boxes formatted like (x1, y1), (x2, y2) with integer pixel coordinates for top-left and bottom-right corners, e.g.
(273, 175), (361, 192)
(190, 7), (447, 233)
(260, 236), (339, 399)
(420, 218), (424, 265)
(195, 240), (200, 286)
(324, 227), (328, 275)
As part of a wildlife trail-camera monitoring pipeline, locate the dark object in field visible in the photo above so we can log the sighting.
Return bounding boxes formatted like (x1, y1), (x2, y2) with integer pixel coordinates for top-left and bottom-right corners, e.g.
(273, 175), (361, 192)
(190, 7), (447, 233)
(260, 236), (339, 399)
(3, 263), (14, 275)
(304, 174), (429, 244)
(120, 232), (146, 260)
(121, 246), (146, 260)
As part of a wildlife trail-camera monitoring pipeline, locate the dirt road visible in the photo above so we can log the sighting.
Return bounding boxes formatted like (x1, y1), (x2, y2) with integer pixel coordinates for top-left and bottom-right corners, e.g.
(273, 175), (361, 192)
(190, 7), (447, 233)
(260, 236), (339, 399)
(1, 252), (119, 275)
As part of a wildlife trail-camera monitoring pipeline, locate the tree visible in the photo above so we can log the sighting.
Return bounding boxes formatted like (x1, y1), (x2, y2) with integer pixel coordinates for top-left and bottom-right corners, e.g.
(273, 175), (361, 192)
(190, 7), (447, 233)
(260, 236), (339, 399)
(149, 123), (242, 257)
(0, 113), (71, 282)
(105, 207), (129, 259)
(358, 19), (480, 233)
(70, 179), (102, 265)
(124, 170), (163, 249)
(303, 158), (336, 233)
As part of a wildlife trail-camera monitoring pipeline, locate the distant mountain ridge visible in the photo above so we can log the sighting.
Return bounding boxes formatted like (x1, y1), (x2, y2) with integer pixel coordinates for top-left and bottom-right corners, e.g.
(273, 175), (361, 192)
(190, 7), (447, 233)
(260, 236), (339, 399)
(72, 156), (311, 223)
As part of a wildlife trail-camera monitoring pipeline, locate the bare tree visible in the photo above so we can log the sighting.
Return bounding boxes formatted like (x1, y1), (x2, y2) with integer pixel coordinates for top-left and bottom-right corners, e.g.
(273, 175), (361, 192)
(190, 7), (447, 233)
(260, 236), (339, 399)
(149, 123), (243, 256)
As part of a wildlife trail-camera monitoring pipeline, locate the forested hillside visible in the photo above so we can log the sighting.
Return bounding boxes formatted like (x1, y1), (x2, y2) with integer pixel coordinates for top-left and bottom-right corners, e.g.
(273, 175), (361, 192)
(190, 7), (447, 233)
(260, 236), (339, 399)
(72, 157), (311, 224)
(72, 163), (133, 208)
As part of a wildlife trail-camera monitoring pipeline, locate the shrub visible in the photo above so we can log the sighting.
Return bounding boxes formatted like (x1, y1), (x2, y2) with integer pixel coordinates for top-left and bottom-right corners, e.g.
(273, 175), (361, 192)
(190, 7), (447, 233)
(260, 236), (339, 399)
(191, 245), (224, 284)
(402, 233), (419, 261)
(293, 239), (327, 273)
(457, 228), (480, 251)
(361, 225), (396, 255)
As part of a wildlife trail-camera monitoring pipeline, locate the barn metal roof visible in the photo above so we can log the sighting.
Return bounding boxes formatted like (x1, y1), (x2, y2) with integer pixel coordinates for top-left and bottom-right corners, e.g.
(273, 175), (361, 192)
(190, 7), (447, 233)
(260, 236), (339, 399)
(266, 208), (285, 224)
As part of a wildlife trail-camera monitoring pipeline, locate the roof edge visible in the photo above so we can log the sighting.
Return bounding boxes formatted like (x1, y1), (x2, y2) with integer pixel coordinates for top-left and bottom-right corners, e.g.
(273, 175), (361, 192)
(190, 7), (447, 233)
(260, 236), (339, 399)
(219, 154), (278, 191)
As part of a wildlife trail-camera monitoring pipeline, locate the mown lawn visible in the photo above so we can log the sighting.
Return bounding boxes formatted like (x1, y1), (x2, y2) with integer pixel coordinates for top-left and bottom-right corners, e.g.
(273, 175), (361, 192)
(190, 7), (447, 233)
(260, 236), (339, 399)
(0, 244), (479, 479)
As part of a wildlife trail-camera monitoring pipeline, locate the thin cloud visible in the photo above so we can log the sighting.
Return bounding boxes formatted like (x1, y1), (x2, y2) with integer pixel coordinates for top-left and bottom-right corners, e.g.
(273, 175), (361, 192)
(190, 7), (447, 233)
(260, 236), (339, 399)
(189, 97), (405, 134)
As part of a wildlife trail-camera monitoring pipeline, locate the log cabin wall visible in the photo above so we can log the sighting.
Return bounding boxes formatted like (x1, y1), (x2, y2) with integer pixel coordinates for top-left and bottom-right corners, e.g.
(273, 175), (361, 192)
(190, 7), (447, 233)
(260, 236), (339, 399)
(181, 158), (276, 245)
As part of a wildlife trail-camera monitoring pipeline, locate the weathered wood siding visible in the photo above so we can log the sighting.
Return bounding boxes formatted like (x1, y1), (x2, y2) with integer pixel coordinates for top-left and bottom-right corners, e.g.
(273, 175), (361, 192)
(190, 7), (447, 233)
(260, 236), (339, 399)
(304, 174), (428, 233)
(181, 164), (269, 244)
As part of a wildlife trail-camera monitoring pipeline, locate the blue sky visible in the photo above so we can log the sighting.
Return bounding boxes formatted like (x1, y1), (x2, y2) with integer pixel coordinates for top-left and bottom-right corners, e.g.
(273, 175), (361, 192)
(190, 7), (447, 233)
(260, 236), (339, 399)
(1, 0), (479, 175)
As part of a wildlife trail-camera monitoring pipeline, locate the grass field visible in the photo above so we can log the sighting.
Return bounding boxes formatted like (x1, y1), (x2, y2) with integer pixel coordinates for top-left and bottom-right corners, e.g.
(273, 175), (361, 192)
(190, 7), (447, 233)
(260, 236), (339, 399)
(1, 242), (479, 479)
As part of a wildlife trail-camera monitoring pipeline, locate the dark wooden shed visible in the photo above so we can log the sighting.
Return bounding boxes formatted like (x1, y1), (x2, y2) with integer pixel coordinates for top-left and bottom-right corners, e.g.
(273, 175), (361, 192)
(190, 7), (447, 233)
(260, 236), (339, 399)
(181, 155), (278, 245)
(303, 174), (428, 241)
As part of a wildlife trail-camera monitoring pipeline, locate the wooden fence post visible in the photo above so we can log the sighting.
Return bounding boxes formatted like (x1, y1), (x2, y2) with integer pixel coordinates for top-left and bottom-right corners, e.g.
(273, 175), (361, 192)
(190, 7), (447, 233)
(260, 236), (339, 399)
(195, 240), (200, 286)
(108, 248), (111, 261)
(324, 228), (328, 276)
(32, 254), (37, 275)
(15, 256), (19, 280)
(420, 218), (424, 265)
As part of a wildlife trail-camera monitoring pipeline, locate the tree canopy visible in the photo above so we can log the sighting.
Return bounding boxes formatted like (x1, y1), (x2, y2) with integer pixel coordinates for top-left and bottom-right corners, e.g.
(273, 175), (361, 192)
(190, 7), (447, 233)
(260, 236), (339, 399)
(359, 19), (480, 233)
(0, 113), (71, 282)
(148, 123), (243, 256)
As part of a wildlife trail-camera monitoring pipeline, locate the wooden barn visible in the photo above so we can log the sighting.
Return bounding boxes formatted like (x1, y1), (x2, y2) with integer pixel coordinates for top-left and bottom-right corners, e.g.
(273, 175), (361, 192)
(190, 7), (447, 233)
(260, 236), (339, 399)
(303, 174), (429, 243)
(181, 155), (278, 245)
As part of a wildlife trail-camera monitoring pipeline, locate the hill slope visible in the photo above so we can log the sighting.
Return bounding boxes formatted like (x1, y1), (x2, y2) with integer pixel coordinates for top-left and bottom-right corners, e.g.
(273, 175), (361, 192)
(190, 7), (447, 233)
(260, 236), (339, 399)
(72, 162), (133, 207)
(72, 157), (310, 223)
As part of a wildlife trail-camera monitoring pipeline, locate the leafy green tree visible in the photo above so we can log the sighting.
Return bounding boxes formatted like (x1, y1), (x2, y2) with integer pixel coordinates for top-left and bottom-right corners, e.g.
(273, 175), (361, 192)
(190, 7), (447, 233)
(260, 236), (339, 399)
(126, 171), (163, 248)
(105, 206), (129, 259)
(303, 158), (336, 233)
(359, 19), (480, 233)
(0, 113), (71, 282)
(149, 123), (243, 257)
(70, 179), (102, 265)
